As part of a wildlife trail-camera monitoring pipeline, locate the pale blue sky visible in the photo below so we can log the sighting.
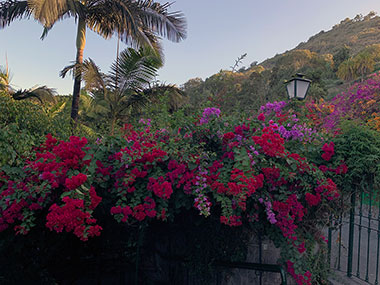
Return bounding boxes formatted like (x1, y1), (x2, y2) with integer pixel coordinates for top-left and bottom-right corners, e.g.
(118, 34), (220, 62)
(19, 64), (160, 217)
(1, 0), (380, 94)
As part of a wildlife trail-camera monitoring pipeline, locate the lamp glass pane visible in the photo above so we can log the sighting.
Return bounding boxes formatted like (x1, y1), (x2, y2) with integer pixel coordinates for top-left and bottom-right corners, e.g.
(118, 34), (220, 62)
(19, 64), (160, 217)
(286, 80), (295, 99)
(295, 80), (310, 99)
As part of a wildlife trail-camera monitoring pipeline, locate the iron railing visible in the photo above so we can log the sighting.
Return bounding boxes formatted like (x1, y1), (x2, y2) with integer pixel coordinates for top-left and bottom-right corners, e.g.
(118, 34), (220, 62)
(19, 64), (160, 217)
(329, 177), (380, 284)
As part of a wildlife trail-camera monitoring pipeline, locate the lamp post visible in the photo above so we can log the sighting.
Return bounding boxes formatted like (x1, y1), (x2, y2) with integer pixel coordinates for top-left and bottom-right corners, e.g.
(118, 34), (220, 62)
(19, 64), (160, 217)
(285, 73), (311, 100)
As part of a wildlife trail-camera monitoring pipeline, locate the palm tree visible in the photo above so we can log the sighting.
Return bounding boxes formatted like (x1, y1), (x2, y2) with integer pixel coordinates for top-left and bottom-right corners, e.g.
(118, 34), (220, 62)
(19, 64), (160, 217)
(354, 52), (375, 81)
(337, 59), (357, 82)
(0, 0), (186, 126)
(61, 47), (170, 134)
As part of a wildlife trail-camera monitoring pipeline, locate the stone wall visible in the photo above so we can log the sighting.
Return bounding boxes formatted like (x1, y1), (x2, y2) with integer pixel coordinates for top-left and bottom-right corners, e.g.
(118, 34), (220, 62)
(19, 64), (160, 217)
(220, 235), (296, 285)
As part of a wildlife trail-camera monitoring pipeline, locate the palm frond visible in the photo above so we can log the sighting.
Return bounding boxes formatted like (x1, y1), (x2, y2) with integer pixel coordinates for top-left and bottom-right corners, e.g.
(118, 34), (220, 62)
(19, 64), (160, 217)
(110, 47), (159, 92)
(126, 91), (150, 110)
(137, 28), (164, 64)
(89, 90), (111, 113)
(45, 100), (66, 117)
(12, 85), (57, 104)
(40, 24), (52, 39)
(29, 0), (84, 28)
(60, 61), (77, 78)
(60, 59), (106, 92)
(137, 1), (187, 42)
(86, 0), (156, 55)
(0, 0), (31, 28)
(86, 0), (141, 41)
(86, 0), (186, 51)
(78, 123), (97, 137)
(82, 59), (107, 92)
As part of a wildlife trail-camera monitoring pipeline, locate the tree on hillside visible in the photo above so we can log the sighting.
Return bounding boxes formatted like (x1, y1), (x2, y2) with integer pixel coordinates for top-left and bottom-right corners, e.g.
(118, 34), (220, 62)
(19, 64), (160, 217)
(337, 59), (357, 81)
(0, 0), (186, 127)
(333, 46), (350, 72)
(354, 52), (375, 80)
(364, 11), (377, 21)
(353, 14), (364, 22)
(337, 49), (376, 82)
(183, 77), (207, 107)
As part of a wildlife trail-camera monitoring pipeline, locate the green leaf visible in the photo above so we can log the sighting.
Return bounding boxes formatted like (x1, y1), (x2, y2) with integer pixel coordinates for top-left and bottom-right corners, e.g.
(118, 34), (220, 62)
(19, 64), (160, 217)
(60, 192), (71, 198)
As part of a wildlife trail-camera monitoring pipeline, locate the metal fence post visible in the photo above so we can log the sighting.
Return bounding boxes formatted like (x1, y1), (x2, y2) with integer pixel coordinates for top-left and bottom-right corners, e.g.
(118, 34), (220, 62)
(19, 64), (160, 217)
(327, 216), (332, 268)
(347, 186), (357, 277)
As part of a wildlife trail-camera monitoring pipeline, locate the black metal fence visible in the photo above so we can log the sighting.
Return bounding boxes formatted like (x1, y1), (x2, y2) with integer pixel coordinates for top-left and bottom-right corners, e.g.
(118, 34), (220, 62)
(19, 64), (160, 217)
(329, 178), (380, 284)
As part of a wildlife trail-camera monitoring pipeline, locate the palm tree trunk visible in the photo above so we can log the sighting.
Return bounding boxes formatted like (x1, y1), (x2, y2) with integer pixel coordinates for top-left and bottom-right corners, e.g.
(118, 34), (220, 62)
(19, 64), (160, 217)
(71, 17), (87, 125)
(115, 33), (120, 89)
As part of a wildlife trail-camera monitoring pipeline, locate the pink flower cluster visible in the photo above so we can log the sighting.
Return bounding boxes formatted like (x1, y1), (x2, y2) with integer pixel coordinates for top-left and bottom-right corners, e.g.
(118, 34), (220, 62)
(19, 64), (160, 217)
(321, 142), (334, 161)
(199, 107), (221, 125)
(46, 195), (102, 241)
(0, 134), (102, 240)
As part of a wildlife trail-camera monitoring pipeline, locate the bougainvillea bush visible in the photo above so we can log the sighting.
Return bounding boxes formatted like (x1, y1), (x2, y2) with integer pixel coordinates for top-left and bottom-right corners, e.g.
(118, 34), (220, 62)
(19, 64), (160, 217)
(0, 103), (343, 284)
(306, 72), (380, 133)
(301, 73), (380, 191)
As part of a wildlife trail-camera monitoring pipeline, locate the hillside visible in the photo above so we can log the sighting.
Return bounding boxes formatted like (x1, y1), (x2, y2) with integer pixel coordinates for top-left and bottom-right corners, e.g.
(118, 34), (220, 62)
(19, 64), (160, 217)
(297, 12), (380, 54)
(261, 12), (380, 69)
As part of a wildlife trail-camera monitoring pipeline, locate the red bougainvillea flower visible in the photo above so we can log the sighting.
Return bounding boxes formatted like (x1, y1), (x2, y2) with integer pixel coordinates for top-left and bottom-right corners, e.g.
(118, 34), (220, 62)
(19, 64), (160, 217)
(234, 124), (250, 136)
(305, 193), (321, 207)
(147, 177), (173, 200)
(287, 260), (311, 285)
(252, 127), (285, 157)
(321, 141), (334, 161)
(46, 197), (102, 241)
(335, 163), (348, 174)
(110, 205), (133, 222)
(220, 215), (242, 226)
(223, 132), (236, 141)
(315, 178), (339, 201)
(319, 165), (328, 173)
(257, 113), (266, 121)
(65, 173), (87, 190)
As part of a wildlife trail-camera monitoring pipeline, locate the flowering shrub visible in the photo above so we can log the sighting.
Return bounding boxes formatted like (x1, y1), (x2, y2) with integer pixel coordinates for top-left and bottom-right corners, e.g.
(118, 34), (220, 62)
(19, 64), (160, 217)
(314, 121), (380, 189)
(301, 73), (380, 190)
(0, 135), (102, 241)
(0, 104), (344, 284)
(306, 72), (380, 133)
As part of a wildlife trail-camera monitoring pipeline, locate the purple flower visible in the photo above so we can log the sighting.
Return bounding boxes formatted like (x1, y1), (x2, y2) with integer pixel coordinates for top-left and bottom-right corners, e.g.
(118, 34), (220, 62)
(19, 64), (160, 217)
(199, 107), (221, 125)
(260, 101), (287, 115)
(139, 118), (152, 127)
(264, 201), (277, 224)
